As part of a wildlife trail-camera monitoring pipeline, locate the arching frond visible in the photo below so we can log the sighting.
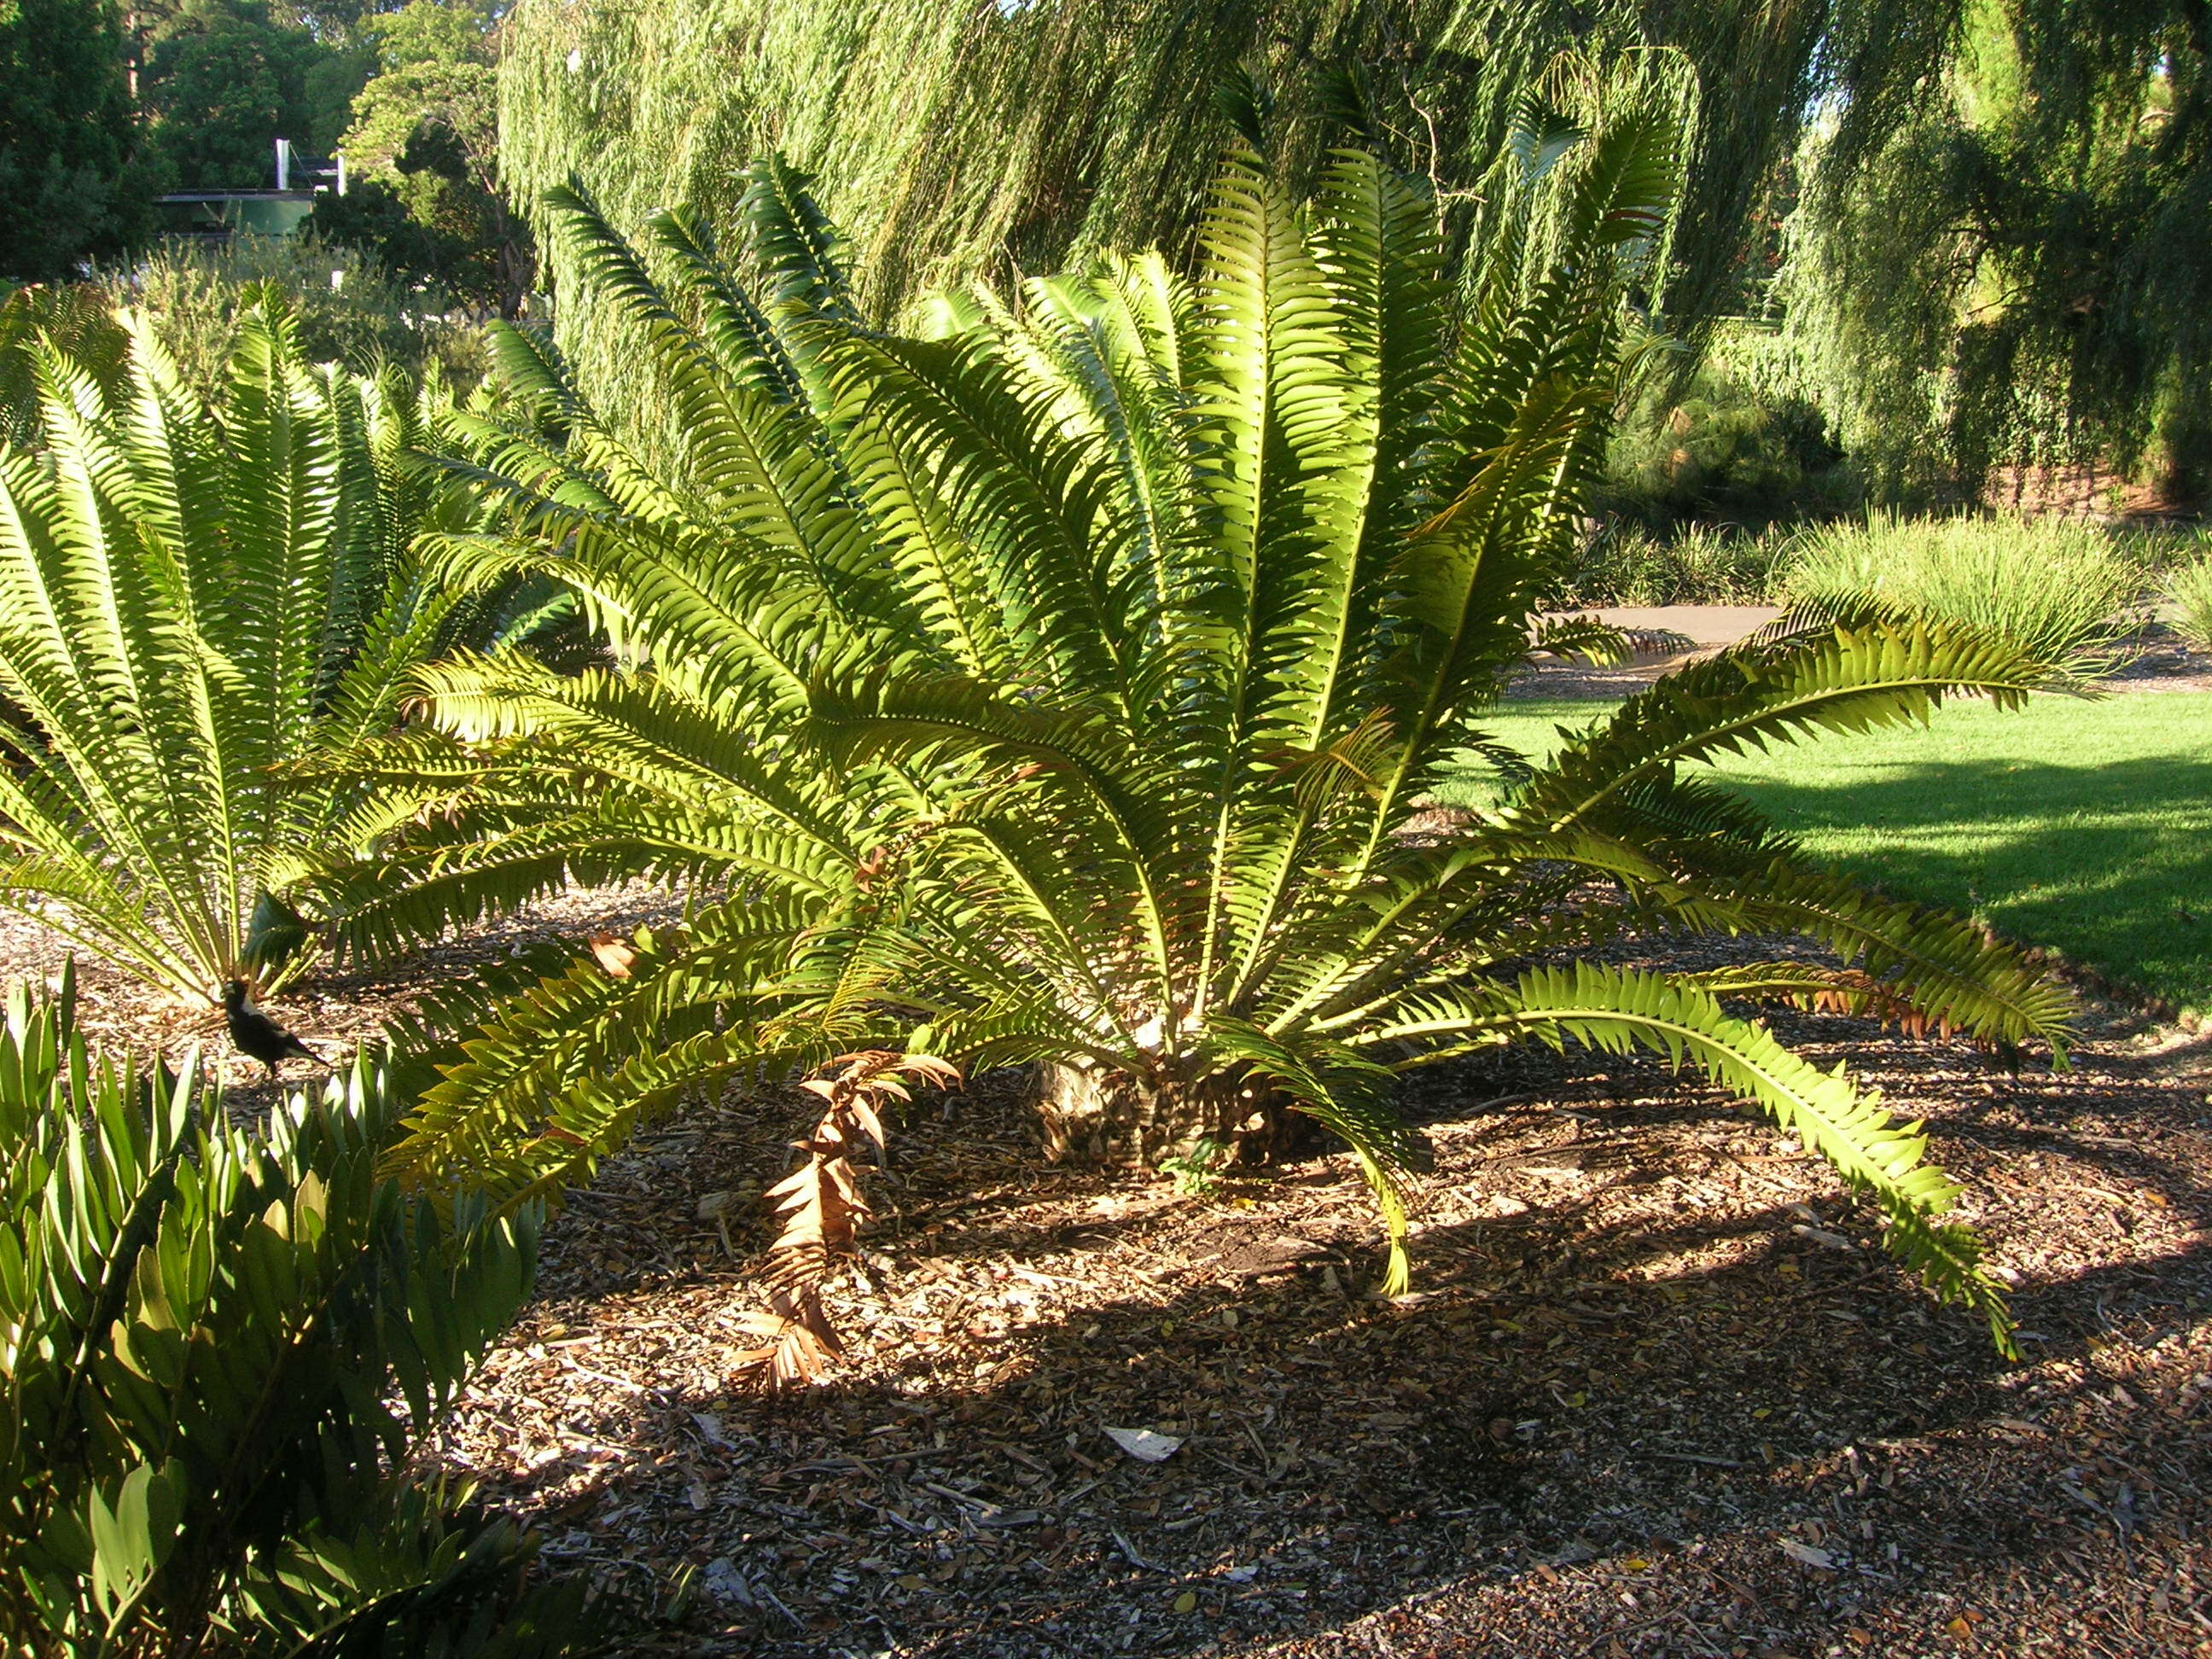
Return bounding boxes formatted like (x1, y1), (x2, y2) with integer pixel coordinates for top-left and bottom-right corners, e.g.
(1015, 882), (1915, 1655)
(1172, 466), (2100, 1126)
(370, 130), (2061, 1362)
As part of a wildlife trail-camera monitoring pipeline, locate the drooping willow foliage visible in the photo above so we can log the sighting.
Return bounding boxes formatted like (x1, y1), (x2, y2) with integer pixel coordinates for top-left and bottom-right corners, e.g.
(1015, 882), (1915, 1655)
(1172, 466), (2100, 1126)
(496, 0), (1926, 428)
(502, 0), (2212, 497)
(1783, 0), (2212, 495)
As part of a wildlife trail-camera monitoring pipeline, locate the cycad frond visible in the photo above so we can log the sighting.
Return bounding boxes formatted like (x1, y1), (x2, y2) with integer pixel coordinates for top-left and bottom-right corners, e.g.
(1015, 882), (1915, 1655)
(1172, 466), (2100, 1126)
(364, 122), (2061, 1362)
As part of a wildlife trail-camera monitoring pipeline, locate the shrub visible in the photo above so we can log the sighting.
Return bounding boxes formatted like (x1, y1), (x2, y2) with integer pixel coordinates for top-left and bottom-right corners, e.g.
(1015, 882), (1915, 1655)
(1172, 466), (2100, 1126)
(1781, 510), (2153, 678)
(0, 308), (491, 1004)
(96, 236), (484, 401)
(0, 965), (592, 1655)
(343, 142), (2066, 1372)
(1596, 322), (1860, 532)
(2163, 549), (2212, 653)
(1563, 521), (1791, 606)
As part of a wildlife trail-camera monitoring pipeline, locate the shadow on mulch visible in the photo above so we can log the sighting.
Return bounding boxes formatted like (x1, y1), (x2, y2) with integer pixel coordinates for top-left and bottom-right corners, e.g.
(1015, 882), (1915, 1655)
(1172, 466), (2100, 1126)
(433, 1007), (2212, 1659)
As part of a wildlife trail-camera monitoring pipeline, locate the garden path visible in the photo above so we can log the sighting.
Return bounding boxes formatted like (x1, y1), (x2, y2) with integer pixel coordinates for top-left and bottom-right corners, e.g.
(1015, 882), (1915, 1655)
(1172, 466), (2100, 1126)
(1528, 605), (2212, 699)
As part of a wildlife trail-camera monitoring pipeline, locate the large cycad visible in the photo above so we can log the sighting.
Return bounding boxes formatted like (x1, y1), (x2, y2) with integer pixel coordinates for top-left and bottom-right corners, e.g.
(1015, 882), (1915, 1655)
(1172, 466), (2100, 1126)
(0, 310), (481, 1004)
(359, 137), (2068, 1353)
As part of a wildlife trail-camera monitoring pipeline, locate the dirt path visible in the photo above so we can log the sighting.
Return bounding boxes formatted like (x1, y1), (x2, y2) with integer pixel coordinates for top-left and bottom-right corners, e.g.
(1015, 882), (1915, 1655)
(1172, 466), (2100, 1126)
(1524, 606), (2212, 700)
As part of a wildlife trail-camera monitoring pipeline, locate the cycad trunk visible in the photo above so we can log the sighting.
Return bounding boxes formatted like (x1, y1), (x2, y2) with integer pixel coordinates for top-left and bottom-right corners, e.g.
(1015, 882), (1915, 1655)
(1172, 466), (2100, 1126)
(1028, 1060), (1304, 1168)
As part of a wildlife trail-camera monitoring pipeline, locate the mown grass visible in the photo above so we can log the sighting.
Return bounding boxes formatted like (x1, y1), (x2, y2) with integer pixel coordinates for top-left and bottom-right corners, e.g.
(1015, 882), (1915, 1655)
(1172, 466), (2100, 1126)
(1441, 690), (2212, 1015)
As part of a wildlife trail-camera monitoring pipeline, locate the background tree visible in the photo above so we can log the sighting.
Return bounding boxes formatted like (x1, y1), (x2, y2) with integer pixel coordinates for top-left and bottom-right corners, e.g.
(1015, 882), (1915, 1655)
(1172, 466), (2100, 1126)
(0, 0), (146, 281)
(139, 0), (369, 191)
(498, 0), (2212, 501)
(493, 0), (1796, 418)
(313, 0), (538, 317)
(1784, 0), (2212, 498)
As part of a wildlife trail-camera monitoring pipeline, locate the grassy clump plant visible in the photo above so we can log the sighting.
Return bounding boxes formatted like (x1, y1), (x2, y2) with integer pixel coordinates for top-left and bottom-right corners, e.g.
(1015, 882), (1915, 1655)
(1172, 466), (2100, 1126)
(1782, 509), (2152, 678)
(2163, 548), (2212, 654)
(1563, 521), (1791, 606)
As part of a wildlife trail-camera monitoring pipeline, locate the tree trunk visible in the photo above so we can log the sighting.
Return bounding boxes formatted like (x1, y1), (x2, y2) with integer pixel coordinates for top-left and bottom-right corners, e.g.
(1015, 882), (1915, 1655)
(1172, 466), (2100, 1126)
(1027, 1060), (1308, 1168)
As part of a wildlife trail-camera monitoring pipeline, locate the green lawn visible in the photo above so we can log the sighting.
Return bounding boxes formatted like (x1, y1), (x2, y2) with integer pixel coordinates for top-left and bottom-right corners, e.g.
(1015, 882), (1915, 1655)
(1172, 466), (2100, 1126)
(1439, 690), (2212, 1014)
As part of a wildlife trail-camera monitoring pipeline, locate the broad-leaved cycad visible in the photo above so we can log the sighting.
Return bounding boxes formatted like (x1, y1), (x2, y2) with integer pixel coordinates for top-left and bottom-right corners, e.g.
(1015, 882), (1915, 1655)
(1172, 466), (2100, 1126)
(0, 307), (486, 1004)
(362, 137), (2069, 1353)
(0, 968), (592, 1656)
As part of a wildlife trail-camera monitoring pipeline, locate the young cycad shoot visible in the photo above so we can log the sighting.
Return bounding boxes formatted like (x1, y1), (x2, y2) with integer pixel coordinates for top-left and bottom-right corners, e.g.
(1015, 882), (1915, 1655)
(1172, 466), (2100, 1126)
(338, 131), (2072, 1375)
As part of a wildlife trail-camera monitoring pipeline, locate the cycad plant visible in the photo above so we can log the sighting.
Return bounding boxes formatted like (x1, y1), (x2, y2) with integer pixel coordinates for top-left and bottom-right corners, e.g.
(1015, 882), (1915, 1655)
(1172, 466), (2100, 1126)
(0, 967), (591, 1656)
(351, 133), (2068, 1359)
(0, 308), (486, 1004)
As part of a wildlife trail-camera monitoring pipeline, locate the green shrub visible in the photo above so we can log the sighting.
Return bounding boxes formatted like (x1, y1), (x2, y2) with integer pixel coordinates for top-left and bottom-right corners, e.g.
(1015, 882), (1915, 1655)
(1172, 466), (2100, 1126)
(1563, 521), (1791, 605)
(0, 965), (593, 1656)
(96, 236), (484, 401)
(1596, 322), (1860, 532)
(2164, 550), (2212, 653)
(341, 144), (2064, 1368)
(1782, 510), (2153, 677)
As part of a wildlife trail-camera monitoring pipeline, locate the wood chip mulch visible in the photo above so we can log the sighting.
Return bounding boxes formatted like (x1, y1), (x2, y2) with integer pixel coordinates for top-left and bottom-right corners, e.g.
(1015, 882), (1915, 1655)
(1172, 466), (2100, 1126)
(5, 904), (2209, 1657)
(421, 969), (2212, 1659)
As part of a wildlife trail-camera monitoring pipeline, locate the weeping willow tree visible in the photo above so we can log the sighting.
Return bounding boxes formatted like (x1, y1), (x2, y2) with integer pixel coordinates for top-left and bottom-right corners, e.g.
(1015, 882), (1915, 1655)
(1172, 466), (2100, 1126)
(498, 0), (1930, 425)
(504, 0), (2212, 499)
(1783, 0), (2212, 497)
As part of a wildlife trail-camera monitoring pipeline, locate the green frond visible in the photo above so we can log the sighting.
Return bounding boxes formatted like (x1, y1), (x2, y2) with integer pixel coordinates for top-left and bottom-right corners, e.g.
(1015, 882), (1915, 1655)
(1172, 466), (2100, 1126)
(387, 899), (882, 1205)
(1507, 617), (2057, 836)
(1682, 856), (2077, 1053)
(1201, 1017), (1416, 1295)
(1361, 963), (2015, 1352)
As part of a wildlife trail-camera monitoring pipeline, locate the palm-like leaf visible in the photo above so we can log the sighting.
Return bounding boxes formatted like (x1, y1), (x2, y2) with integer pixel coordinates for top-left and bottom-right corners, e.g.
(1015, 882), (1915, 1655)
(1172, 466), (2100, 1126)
(0, 310), (488, 1003)
(344, 130), (2067, 1352)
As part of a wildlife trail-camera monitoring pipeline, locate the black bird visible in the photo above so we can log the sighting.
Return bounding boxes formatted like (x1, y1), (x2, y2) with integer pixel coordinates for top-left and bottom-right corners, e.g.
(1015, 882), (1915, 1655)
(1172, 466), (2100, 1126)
(221, 980), (318, 1081)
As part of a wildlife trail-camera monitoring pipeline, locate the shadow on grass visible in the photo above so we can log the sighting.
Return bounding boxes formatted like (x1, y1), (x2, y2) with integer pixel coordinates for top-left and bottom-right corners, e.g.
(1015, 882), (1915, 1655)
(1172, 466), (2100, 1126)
(1721, 751), (2212, 1010)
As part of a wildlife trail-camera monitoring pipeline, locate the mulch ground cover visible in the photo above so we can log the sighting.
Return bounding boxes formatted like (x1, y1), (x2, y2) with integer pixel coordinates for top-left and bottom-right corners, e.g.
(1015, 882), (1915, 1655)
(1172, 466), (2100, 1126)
(165, 915), (2192, 1659)
(3, 808), (2208, 1655)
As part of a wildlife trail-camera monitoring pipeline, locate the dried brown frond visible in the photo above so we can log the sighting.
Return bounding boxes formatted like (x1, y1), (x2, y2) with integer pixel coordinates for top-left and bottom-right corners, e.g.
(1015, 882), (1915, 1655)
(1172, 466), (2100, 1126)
(731, 1050), (962, 1388)
(588, 930), (639, 978)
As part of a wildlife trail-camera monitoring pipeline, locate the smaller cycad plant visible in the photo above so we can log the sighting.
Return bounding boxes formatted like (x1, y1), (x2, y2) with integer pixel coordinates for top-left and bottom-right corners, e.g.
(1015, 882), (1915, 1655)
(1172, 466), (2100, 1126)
(1781, 509), (2151, 678)
(0, 965), (594, 1656)
(0, 306), (490, 1004)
